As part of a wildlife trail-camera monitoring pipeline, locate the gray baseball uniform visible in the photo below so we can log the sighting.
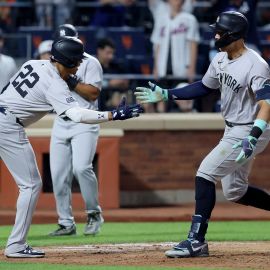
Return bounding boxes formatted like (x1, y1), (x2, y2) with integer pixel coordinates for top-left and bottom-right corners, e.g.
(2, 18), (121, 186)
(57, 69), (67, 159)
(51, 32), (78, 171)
(0, 59), (82, 254)
(49, 55), (103, 227)
(197, 48), (270, 201)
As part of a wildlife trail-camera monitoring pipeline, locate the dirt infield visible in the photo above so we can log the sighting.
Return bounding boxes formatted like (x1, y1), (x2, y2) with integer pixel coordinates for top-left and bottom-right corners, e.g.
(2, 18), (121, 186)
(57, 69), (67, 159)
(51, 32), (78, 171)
(2, 242), (270, 269)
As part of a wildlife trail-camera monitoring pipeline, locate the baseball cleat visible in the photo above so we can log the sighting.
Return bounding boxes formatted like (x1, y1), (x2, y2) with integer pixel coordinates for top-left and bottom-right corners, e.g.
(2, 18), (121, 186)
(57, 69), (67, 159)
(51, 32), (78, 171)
(49, 224), (76, 236)
(165, 239), (209, 258)
(84, 213), (104, 235)
(5, 245), (45, 258)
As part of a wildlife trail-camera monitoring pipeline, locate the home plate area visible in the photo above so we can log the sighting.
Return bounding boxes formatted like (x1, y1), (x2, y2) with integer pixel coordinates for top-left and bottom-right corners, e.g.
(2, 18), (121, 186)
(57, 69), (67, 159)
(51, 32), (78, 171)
(37, 241), (270, 269)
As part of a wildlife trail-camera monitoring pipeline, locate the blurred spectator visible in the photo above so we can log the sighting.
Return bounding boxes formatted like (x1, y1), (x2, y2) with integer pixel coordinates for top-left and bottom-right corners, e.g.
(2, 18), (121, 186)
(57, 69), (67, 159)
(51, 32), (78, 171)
(0, 28), (17, 91)
(35, 0), (75, 27)
(35, 39), (53, 60)
(148, 0), (196, 22)
(96, 38), (130, 110)
(150, 0), (200, 112)
(0, 0), (16, 32)
(91, 0), (144, 27)
(224, 0), (260, 53)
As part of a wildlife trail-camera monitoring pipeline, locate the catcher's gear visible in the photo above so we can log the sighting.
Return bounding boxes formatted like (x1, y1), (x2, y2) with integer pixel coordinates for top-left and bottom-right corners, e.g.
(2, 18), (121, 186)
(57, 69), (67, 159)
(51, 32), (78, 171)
(210, 11), (248, 49)
(135, 81), (168, 103)
(51, 36), (87, 68)
(111, 97), (143, 121)
(233, 135), (257, 164)
(66, 74), (80, 90)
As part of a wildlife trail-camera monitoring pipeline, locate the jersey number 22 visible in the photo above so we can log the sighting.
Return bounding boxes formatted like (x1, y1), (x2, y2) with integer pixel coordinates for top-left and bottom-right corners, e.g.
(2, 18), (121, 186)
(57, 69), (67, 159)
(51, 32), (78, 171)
(12, 64), (40, 98)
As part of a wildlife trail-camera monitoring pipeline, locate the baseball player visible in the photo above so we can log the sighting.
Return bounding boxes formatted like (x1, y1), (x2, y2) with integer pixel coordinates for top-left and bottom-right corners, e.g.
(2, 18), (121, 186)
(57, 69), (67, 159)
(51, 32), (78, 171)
(49, 24), (105, 236)
(0, 36), (142, 258)
(135, 11), (270, 258)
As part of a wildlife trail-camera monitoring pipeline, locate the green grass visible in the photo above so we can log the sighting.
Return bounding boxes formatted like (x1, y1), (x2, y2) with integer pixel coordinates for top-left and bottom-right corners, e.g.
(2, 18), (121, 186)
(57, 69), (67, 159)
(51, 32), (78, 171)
(0, 221), (268, 270)
(0, 221), (269, 248)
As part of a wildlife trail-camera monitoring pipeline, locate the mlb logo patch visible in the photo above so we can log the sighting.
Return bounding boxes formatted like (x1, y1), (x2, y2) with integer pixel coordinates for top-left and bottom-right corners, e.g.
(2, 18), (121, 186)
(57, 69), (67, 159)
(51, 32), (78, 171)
(66, 97), (75, 103)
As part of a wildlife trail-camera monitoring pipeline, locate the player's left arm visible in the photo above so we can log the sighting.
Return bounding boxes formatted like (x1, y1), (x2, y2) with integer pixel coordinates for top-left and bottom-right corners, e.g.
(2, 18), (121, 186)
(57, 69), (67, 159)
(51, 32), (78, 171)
(66, 74), (100, 101)
(233, 83), (270, 164)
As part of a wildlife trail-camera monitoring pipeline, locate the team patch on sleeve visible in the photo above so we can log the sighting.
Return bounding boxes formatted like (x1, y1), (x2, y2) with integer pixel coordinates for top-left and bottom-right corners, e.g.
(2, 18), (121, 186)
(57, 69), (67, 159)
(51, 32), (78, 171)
(255, 81), (270, 101)
(66, 96), (75, 103)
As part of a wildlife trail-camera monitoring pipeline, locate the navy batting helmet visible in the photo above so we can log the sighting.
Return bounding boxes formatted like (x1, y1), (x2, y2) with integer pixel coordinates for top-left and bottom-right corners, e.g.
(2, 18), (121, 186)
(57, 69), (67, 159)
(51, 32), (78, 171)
(51, 36), (87, 68)
(210, 11), (248, 49)
(54, 24), (78, 39)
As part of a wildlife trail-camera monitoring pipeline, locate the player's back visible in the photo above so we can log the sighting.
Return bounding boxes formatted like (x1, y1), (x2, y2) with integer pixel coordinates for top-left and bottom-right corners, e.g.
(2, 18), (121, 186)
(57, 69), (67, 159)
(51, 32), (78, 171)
(0, 59), (71, 127)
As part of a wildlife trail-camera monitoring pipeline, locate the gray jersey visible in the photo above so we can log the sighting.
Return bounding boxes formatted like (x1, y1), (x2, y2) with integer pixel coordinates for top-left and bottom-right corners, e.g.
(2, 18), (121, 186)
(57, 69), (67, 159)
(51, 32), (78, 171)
(71, 54), (103, 110)
(0, 60), (78, 127)
(202, 48), (270, 123)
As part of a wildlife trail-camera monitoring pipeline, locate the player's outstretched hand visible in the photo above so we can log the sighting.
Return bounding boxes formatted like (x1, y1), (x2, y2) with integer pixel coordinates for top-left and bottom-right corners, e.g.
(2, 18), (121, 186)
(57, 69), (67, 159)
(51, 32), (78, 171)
(111, 97), (144, 121)
(232, 136), (258, 164)
(134, 81), (168, 104)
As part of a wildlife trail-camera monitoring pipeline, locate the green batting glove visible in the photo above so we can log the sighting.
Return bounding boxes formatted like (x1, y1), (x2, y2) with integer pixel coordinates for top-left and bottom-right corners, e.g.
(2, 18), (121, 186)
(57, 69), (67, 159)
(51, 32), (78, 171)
(232, 135), (258, 164)
(134, 81), (168, 104)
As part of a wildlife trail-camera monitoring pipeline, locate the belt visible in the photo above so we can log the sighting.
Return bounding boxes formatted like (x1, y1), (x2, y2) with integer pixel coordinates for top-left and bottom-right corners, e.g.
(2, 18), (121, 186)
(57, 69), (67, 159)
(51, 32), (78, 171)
(225, 120), (253, 128)
(0, 107), (24, 127)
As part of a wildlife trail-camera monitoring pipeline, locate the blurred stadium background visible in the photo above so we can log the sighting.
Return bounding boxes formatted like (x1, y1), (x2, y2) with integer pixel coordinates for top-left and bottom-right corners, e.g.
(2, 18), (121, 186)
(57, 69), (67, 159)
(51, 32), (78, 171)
(0, 0), (270, 219)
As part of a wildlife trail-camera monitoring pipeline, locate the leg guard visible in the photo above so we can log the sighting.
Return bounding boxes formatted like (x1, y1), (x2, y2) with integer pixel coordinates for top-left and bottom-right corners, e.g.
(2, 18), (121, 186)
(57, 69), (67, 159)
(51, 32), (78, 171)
(195, 176), (216, 219)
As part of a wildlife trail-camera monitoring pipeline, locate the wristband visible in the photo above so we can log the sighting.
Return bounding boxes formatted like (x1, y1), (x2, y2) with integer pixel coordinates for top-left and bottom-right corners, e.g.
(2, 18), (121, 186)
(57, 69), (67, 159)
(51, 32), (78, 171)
(250, 119), (267, 139)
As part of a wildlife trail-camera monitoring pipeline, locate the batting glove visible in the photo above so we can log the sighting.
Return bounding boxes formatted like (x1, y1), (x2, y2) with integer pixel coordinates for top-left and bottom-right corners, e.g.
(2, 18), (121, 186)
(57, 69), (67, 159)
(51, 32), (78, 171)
(66, 74), (80, 90)
(232, 135), (258, 164)
(111, 97), (144, 121)
(134, 81), (168, 104)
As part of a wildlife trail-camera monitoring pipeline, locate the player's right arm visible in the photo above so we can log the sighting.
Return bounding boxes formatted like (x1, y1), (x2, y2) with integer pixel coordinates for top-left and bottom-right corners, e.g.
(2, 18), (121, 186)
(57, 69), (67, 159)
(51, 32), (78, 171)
(65, 97), (143, 124)
(134, 80), (216, 104)
(135, 57), (219, 103)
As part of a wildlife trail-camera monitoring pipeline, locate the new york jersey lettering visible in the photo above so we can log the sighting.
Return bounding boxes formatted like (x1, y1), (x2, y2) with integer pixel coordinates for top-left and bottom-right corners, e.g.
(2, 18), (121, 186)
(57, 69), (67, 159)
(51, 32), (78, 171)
(218, 72), (242, 93)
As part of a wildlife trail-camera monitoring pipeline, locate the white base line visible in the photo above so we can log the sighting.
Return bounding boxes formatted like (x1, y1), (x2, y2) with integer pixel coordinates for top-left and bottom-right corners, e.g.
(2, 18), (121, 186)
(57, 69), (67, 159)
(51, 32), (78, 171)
(44, 242), (176, 253)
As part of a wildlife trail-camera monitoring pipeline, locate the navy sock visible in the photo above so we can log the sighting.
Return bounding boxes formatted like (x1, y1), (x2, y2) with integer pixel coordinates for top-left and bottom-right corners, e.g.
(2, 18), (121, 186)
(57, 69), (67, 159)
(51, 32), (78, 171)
(189, 177), (216, 242)
(195, 176), (216, 219)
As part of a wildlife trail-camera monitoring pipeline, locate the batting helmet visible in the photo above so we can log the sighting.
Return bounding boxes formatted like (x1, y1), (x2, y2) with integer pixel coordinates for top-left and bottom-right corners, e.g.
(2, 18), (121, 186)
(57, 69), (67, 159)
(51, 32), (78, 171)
(53, 24), (78, 39)
(210, 11), (248, 49)
(51, 36), (87, 68)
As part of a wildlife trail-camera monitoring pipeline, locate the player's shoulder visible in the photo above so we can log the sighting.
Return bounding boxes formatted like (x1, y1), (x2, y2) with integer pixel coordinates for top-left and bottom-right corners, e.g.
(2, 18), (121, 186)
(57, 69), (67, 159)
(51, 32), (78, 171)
(246, 48), (268, 66)
(210, 51), (226, 64)
(0, 53), (16, 64)
(81, 53), (102, 69)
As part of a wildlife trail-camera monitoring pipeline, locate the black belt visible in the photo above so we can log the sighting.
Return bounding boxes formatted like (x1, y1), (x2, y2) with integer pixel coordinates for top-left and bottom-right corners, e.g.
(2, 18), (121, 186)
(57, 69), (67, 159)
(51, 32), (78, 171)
(0, 107), (24, 127)
(225, 120), (253, 128)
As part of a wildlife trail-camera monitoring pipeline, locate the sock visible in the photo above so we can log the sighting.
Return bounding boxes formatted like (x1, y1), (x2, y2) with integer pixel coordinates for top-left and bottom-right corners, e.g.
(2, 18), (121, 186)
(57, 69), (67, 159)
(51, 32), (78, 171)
(187, 177), (216, 242)
(195, 176), (216, 219)
(187, 214), (208, 242)
(236, 185), (270, 211)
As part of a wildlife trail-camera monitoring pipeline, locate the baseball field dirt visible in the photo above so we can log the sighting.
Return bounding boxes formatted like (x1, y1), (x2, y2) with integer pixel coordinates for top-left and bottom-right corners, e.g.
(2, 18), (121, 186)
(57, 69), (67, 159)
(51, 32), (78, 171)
(1, 242), (270, 269)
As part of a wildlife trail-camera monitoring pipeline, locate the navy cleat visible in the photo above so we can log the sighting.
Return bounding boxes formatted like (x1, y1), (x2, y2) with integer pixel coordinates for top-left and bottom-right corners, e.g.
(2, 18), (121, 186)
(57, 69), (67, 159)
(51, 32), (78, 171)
(165, 214), (210, 258)
(6, 245), (45, 258)
(165, 239), (209, 258)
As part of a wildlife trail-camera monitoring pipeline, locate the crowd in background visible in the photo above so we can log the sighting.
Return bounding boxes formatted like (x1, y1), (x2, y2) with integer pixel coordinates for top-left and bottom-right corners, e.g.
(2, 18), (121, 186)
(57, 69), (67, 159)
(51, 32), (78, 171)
(1, 0), (270, 112)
